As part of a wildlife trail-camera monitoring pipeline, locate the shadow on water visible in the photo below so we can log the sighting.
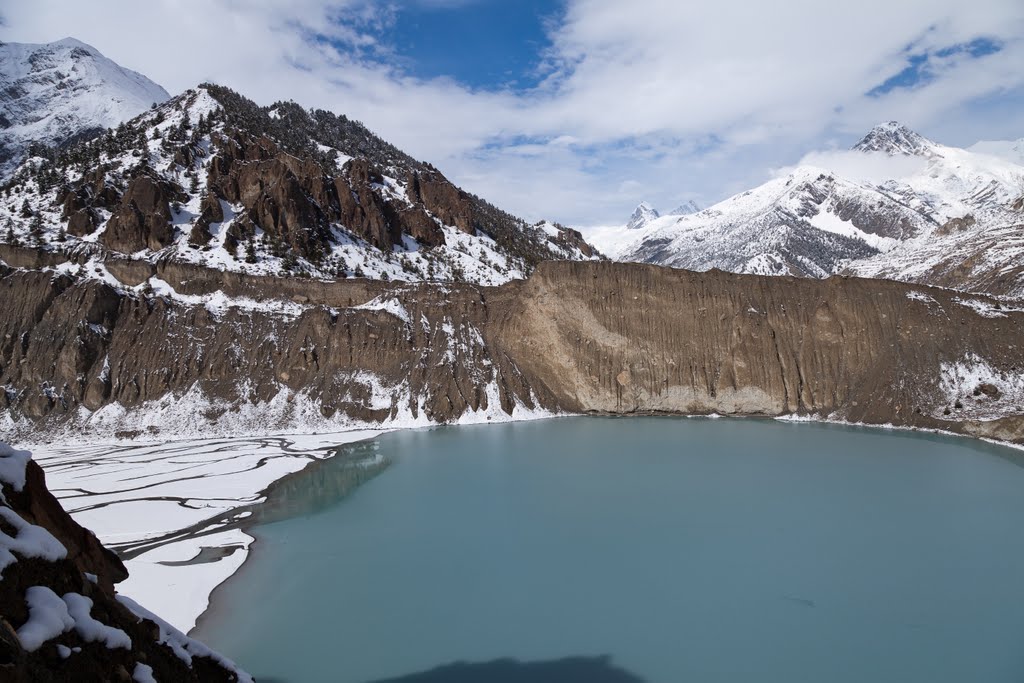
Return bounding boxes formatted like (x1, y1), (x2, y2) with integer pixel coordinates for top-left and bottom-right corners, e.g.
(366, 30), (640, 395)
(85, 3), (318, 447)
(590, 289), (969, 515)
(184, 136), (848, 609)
(360, 655), (648, 683)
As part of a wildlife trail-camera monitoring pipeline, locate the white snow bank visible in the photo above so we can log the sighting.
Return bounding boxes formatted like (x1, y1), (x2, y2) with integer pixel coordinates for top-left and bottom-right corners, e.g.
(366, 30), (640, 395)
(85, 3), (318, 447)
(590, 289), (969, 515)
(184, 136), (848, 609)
(0, 442), (32, 492)
(63, 592), (132, 649)
(15, 588), (131, 652)
(354, 295), (412, 324)
(0, 506), (68, 578)
(116, 529), (252, 634)
(145, 278), (306, 319)
(33, 430), (383, 633)
(17, 586), (75, 652)
(133, 663), (157, 683)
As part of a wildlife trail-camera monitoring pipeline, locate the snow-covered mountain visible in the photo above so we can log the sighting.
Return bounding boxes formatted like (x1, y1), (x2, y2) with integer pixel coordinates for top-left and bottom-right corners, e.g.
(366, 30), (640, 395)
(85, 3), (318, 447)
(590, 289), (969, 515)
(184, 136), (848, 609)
(0, 38), (169, 178)
(592, 123), (1024, 297)
(969, 138), (1024, 166)
(669, 200), (701, 216)
(626, 202), (660, 230)
(0, 83), (597, 286)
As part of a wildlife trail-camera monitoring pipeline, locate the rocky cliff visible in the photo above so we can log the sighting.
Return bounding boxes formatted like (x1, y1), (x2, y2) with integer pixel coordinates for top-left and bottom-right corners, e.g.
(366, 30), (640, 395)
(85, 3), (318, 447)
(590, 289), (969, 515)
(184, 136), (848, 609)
(0, 83), (598, 287)
(0, 443), (251, 682)
(1, 258), (1021, 447)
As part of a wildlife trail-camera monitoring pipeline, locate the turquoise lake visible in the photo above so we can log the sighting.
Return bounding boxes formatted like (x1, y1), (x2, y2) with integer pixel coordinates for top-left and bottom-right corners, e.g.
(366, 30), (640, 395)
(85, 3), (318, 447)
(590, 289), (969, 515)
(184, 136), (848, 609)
(195, 417), (1024, 683)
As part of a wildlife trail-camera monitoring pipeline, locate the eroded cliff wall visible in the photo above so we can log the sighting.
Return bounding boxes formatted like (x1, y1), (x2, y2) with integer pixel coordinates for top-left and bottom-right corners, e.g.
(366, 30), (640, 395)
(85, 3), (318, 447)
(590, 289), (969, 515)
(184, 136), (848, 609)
(1, 261), (1022, 445)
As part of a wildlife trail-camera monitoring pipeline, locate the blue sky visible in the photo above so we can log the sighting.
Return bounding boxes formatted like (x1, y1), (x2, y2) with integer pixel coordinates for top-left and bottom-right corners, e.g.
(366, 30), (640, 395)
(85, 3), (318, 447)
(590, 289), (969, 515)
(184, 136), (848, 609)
(3, 0), (1023, 226)
(386, 0), (561, 89)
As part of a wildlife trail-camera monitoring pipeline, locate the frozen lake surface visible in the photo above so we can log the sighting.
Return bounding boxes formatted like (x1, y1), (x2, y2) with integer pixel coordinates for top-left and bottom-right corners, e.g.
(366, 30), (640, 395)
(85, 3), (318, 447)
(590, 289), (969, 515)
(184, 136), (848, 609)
(195, 417), (1024, 683)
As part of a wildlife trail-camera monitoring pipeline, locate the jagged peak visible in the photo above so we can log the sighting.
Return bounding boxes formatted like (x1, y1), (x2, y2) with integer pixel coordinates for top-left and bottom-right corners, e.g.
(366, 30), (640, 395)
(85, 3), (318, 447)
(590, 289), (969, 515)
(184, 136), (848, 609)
(627, 202), (660, 230)
(852, 121), (935, 156)
(669, 199), (701, 216)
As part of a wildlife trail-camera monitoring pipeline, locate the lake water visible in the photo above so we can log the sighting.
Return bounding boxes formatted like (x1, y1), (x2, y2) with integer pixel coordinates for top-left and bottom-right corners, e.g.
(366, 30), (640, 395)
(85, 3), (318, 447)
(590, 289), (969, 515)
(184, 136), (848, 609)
(195, 417), (1024, 683)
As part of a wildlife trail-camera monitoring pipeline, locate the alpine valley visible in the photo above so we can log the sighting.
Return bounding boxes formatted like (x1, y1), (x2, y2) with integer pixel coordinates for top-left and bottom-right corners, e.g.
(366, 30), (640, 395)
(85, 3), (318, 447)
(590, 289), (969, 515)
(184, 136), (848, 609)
(1, 33), (1024, 683)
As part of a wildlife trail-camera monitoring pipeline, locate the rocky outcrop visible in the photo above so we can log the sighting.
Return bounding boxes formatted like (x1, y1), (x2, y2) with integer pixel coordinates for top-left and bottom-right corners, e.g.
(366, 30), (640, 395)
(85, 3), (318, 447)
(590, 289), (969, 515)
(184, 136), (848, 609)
(100, 176), (182, 253)
(0, 444), (250, 682)
(936, 215), (976, 236)
(1, 261), (1022, 446)
(406, 168), (477, 235)
(187, 192), (225, 247)
(3, 84), (598, 287)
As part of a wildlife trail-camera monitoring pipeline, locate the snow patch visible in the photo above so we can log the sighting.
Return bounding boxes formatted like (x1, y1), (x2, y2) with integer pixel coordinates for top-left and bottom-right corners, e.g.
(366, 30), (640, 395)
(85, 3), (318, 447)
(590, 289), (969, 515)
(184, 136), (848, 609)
(16, 586), (75, 652)
(0, 506), (68, 578)
(938, 354), (1024, 421)
(0, 442), (32, 491)
(953, 297), (1012, 318)
(133, 663), (158, 683)
(63, 592), (132, 649)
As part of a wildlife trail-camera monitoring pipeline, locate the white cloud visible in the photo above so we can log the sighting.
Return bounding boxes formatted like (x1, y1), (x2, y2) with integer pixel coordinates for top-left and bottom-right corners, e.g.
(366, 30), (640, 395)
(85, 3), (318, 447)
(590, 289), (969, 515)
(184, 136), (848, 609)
(1, 0), (1022, 226)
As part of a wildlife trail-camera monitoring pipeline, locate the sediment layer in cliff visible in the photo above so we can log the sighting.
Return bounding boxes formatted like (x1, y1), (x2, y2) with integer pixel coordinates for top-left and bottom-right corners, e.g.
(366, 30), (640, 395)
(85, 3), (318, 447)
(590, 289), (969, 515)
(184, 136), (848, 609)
(1, 260), (1022, 445)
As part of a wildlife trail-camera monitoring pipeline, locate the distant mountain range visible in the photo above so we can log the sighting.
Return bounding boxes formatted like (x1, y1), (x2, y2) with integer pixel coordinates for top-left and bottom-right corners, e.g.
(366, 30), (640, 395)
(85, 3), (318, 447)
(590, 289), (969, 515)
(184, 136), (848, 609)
(0, 38), (168, 178)
(1, 38), (1021, 298)
(0, 40), (597, 287)
(592, 123), (1024, 298)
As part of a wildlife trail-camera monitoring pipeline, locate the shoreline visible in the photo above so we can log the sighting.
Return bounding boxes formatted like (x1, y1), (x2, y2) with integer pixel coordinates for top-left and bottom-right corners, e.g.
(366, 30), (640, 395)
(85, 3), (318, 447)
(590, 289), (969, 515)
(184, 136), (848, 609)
(29, 429), (391, 632)
(24, 409), (1024, 636)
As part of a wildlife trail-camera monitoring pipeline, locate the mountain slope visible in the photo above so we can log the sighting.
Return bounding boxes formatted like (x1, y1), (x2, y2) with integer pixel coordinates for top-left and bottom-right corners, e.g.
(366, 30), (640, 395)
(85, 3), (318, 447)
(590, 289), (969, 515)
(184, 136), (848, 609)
(594, 123), (1024, 297)
(969, 138), (1024, 166)
(0, 38), (169, 178)
(0, 83), (596, 286)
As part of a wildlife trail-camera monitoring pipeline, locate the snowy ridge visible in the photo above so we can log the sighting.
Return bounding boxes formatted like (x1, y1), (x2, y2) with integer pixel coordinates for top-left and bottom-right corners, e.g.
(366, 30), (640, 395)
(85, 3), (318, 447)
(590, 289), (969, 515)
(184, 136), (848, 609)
(0, 38), (169, 177)
(591, 123), (1024, 296)
(626, 202), (660, 230)
(0, 82), (596, 287)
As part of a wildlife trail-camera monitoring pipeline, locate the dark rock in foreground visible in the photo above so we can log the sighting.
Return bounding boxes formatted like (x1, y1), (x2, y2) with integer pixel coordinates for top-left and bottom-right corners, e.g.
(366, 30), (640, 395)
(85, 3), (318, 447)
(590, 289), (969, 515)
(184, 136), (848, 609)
(0, 443), (251, 682)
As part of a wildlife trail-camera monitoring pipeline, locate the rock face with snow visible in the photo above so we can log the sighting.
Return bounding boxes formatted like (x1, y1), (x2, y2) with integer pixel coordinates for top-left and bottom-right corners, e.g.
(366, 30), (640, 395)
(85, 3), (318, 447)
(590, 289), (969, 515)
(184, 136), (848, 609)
(669, 200), (701, 216)
(0, 83), (597, 287)
(850, 121), (935, 156)
(594, 124), (1024, 298)
(0, 443), (251, 682)
(626, 202), (659, 230)
(0, 38), (169, 179)
(0, 258), (1021, 448)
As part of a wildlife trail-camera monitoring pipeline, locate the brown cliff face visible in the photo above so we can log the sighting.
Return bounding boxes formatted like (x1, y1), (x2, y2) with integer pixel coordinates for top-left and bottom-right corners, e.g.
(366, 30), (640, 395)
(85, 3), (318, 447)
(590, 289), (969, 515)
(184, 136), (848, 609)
(201, 132), (470, 257)
(490, 263), (1022, 428)
(0, 454), (248, 682)
(0, 261), (1022, 446)
(100, 176), (183, 253)
(406, 169), (477, 235)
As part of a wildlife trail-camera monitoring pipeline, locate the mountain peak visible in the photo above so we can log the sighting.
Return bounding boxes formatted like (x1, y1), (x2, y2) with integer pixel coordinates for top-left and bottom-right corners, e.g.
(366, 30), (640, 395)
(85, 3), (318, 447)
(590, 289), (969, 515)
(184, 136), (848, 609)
(627, 202), (660, 230)
(669, 200), (701, 216)
(0, 37), (169, 177)
(50, 36), (93, 50)
(852, 121), (934, 156)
